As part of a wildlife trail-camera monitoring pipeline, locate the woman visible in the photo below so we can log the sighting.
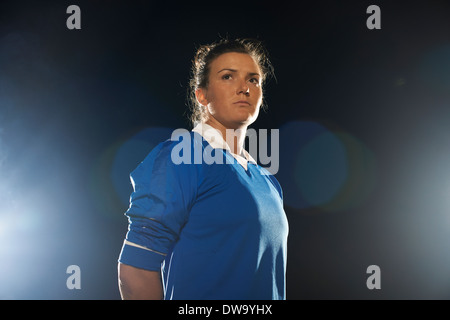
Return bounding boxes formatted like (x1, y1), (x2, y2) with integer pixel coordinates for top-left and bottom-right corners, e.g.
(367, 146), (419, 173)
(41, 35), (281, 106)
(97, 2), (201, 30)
(118, 38), (288, 300)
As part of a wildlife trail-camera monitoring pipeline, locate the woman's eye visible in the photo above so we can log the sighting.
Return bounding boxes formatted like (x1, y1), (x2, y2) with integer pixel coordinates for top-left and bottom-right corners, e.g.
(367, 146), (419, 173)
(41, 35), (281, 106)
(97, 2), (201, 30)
(222, 74), (232, 80)
(250, 78), (260, 85)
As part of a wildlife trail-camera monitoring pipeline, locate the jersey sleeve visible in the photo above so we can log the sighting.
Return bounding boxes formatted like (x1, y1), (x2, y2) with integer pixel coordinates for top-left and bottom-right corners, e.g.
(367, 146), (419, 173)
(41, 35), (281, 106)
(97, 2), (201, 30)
(118, 137), (198, 271)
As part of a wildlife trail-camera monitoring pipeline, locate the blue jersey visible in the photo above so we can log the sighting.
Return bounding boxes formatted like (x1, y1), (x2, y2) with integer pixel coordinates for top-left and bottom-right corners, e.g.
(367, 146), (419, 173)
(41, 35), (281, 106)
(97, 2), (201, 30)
(118, 125), (288, 300)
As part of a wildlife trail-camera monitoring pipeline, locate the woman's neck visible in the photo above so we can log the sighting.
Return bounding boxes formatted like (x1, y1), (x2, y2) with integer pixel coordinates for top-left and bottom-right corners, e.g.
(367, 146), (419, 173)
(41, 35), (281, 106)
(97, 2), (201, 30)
(205, 118), (247, 156)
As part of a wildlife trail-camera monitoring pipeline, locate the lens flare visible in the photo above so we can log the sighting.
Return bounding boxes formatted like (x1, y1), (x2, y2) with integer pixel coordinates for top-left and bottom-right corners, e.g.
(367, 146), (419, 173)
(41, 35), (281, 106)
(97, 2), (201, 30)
(278, 120), (377, 212)
(419, 44), (450, 93)
(295, 130), (348, 208)
(88, 127), (175, 219)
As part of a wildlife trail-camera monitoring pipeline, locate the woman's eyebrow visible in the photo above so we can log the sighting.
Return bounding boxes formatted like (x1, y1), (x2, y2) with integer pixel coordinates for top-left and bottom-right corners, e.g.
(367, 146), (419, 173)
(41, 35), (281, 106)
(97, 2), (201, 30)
(217, 68), (237, 73)
(217, 68), (261, 77)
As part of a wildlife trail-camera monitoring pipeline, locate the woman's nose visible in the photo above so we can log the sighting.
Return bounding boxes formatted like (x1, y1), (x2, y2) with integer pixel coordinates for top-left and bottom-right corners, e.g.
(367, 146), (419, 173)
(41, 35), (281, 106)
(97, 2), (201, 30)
(237, 80), (250, 95)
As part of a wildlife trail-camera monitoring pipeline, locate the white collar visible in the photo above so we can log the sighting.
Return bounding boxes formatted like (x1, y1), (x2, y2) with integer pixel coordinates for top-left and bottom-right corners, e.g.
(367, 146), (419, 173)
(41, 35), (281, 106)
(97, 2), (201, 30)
(191, 122), (257, 166)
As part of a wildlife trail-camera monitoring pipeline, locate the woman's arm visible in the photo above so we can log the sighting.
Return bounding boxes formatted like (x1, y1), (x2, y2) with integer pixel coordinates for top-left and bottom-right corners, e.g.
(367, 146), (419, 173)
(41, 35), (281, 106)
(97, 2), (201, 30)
(118, 263), (164, 300)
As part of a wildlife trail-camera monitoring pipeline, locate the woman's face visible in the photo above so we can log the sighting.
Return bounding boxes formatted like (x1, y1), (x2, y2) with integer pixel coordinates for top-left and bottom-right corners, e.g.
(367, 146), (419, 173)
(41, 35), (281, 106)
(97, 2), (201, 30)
(196, 52), (263, 129)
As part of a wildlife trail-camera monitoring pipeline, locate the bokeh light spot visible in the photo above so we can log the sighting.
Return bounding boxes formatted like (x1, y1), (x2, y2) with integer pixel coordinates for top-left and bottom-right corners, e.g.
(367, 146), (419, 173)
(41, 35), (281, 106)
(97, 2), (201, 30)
(278, 120), (377, 212)
(419, 44), (450, 92)
(295, 131), (348, 208)
(110, 127), (175, 206)
(88, 127), (175, 219)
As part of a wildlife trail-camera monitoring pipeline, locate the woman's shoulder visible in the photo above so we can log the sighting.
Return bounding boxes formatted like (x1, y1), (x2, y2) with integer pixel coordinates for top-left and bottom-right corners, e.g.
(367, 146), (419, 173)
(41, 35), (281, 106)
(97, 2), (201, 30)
(131, 130), (203, 178)
(261, 169), (284, 200)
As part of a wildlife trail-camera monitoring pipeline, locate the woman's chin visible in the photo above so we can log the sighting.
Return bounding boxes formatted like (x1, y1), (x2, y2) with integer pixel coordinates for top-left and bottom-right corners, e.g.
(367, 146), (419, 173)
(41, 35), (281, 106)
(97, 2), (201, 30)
(233, 110), (258, 126)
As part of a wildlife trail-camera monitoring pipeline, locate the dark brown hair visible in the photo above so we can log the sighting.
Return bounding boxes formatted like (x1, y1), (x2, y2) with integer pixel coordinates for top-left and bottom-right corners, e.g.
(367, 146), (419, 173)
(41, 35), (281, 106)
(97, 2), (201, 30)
(188, 38), (275, 127)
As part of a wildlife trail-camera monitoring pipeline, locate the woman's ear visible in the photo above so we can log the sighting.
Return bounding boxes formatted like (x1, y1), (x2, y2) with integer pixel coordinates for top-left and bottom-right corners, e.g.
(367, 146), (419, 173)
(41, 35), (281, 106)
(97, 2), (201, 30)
(195, 88), (208, 107)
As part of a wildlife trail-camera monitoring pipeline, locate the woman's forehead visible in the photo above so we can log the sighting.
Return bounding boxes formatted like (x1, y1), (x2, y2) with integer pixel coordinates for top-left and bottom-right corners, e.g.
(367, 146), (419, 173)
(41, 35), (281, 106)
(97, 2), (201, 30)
(210, 52), (261, 74)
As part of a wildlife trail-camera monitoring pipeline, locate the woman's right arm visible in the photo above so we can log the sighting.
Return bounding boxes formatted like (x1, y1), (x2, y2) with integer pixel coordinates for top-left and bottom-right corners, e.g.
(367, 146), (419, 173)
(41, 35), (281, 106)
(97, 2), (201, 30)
(118, 138), (198, 300)
(118, 263), (164, 300)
